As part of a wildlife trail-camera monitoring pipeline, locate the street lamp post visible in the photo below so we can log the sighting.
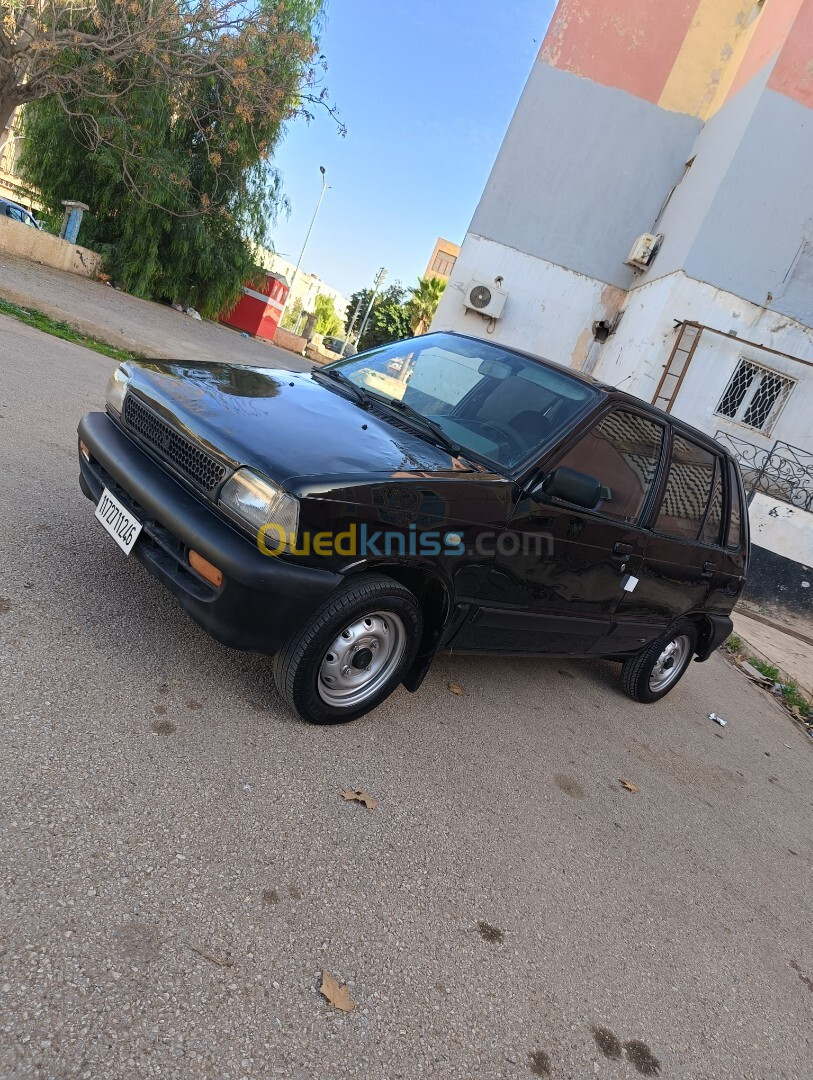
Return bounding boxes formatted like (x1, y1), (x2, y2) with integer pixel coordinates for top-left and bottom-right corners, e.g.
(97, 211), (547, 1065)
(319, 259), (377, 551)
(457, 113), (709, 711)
(282, 165), (328, 322)
(356, 267), (388, 350)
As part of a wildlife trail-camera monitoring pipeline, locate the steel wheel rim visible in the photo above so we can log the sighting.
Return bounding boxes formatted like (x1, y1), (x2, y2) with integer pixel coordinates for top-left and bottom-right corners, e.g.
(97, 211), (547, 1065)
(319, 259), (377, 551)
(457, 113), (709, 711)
(649, 634), (692, 693)
(317, 611), (406, 708)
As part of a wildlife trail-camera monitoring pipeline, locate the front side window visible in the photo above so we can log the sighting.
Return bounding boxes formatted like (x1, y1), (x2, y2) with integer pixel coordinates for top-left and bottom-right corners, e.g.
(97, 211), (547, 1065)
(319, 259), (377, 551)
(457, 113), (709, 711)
(716, 359), (794, 433)
(330, 333), (598, 469)
(551, 410), (665, 522)
(656, 436), (716, 541)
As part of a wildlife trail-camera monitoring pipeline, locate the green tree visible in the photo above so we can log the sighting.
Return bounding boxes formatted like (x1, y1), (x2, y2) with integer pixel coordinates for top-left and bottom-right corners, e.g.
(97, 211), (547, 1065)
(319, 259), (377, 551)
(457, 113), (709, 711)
(17, 0), (330, 317)
(371, 299), (412, 346)
(281, 297), (304, 332)
(313, 293), (341, 336)
(1, 1), (334, 200)
(408, 276), (446, 335)
(346, 282), (410, 350)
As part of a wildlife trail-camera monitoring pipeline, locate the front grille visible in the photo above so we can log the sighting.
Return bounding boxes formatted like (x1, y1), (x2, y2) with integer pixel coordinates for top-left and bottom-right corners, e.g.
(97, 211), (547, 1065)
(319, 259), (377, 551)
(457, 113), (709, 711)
(124, 393), (227, 494)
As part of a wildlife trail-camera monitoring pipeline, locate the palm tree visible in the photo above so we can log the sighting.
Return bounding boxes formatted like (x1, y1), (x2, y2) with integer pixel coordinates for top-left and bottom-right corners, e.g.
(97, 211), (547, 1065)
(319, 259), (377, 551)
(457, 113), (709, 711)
(408, 276), (446, 336)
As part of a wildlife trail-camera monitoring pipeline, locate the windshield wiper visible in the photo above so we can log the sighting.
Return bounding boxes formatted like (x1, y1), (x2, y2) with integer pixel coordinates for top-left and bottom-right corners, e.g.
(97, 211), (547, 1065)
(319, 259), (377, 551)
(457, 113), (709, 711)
(312, 366), (373, 409)
(370, 393), (461, 457)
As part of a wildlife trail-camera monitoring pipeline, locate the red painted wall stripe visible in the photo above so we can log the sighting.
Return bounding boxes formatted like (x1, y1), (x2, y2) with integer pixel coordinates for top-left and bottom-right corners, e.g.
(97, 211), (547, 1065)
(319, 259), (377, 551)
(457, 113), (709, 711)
(768, 0), (813, 109)
(726, 0), (805, 104)
(540, 0), (701, 105)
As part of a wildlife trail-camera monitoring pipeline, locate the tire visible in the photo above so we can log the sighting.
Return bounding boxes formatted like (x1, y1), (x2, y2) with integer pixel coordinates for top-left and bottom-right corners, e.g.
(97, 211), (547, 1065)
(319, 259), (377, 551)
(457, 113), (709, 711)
(621, 618), (698, 704)
(273, 573), (423, 725)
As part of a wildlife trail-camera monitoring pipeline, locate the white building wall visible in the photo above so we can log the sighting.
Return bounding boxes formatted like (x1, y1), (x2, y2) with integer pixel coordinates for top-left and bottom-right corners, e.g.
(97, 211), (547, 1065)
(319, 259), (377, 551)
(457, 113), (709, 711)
(254, 249), (349, 321)
(432, 234), (626, 372)
(593, 271), (813, 453)
(749, 494), (813, 566)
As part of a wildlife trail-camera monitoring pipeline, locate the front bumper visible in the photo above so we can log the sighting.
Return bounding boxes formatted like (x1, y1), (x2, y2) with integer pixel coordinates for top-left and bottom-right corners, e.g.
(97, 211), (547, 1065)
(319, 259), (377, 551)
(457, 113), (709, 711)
(78, 411), (340, 654)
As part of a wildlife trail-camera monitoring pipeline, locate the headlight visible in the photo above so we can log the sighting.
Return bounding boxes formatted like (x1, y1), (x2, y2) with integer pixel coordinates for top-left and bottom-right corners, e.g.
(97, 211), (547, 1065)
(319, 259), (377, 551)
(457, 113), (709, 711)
(219, 469), (299, 553)
(106, 364), (132, 415)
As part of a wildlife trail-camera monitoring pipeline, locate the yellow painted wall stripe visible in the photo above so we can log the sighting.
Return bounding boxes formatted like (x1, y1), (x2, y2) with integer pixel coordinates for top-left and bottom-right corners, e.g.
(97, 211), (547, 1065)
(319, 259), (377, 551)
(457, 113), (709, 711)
(658, 0), (757, 119)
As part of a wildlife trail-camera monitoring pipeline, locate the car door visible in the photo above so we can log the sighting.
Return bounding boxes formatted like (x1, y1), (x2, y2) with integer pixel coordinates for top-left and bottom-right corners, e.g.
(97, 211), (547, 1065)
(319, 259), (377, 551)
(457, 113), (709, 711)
(632, 431), (725, 629)
(454, 407), (667, 654)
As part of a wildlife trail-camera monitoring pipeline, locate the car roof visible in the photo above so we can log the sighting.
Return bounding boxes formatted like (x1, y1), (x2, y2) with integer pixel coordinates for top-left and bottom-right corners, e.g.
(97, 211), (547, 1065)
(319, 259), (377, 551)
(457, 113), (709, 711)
(439, 331), (735, 463)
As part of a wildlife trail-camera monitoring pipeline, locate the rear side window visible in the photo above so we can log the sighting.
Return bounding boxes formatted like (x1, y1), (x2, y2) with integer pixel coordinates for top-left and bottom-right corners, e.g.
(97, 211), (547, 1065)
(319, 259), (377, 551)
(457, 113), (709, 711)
(727, 460), (744, 548)
(699, 460), (724, 546)
(553, 410), (664, 523)
(656, 435), (716, 540)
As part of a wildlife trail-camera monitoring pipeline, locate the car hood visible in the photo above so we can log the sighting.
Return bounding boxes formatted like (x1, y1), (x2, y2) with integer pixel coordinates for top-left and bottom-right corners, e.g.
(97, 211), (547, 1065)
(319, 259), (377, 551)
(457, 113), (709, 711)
(124, 360), (485, 490)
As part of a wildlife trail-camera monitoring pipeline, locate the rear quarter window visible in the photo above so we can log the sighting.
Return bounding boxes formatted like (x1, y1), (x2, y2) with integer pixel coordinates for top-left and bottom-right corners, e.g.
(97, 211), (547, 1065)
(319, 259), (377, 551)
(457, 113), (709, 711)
(726, 459), (744, 549)
(655, 435), (716, 541)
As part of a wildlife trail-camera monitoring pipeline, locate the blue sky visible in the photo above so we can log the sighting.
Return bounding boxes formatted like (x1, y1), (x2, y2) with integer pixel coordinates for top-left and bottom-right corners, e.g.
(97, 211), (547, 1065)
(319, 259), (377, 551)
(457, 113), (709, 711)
(268, 0), (556, 299)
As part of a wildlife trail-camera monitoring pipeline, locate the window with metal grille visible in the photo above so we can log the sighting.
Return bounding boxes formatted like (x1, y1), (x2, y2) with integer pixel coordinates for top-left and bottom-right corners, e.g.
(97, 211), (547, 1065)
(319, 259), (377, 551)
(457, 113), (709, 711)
(715, 360), (794, 432)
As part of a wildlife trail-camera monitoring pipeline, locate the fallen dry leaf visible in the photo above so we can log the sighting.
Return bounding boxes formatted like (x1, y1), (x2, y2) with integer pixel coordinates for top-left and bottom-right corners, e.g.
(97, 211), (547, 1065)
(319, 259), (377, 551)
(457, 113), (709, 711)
(448, 683), (466, 696)
(619, 779), (639, 794)
(320, 970), (356, 1012)
(341, 788), (377, 810)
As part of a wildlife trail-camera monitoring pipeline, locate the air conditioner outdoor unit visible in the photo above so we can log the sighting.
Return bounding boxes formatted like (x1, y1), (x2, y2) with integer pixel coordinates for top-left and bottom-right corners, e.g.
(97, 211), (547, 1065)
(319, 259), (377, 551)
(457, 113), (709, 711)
(464, 281), (507, 319)
(626, 233), (663, 271)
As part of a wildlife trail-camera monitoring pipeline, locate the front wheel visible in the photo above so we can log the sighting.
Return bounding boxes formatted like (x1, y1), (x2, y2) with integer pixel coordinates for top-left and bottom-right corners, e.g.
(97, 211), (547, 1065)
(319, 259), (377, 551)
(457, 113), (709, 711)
(621, 619), (698, 703)
(273, 574), (423, 724)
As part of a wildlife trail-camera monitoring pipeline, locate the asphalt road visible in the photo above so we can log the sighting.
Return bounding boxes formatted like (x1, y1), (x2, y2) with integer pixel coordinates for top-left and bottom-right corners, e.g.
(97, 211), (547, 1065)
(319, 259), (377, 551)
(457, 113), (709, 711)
(1, 314), (812, 1080)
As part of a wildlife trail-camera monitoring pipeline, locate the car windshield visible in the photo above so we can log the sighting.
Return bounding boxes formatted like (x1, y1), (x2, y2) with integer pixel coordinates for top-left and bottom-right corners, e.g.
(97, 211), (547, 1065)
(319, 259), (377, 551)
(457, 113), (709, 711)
(328, 332), (598, 469)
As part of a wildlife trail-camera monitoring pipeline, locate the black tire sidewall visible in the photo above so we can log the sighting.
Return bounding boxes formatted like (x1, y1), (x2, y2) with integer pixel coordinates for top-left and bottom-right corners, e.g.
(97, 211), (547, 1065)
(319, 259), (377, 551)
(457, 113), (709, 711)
(281, 586), (423, 724)
(622, 619), (698, 703)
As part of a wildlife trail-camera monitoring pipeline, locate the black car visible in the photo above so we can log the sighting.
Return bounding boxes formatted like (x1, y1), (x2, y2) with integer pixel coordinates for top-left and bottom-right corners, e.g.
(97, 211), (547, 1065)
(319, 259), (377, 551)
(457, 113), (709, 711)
(78, 332), (749, 724)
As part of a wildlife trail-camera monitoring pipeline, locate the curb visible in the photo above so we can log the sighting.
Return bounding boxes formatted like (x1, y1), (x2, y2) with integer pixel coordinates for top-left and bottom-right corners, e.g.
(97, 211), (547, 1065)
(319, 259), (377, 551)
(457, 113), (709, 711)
(0, 281), (163, 359)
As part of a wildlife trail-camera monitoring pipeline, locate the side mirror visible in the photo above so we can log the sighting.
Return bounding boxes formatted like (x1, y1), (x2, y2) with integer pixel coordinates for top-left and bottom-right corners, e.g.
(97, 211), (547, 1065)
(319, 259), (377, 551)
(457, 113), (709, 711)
(534, 466), (602, 510)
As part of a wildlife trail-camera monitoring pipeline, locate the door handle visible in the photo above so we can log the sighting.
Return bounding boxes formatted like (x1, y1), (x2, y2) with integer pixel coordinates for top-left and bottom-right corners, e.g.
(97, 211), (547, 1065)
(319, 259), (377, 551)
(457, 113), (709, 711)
(612, 542), (634, 559)
(701, 561), (717, 578)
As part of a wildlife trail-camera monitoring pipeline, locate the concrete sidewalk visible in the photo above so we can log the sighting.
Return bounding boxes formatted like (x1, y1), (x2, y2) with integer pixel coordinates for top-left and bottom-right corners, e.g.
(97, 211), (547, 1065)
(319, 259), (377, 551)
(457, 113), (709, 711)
(0, 249), (308, 370)
(733, 610), (813, 701)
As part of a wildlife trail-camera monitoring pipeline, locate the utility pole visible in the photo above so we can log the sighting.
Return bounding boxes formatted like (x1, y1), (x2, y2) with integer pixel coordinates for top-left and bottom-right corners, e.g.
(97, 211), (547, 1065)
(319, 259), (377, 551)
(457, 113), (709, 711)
(281, 165), (328, 323)
(356, 267), (388, 351)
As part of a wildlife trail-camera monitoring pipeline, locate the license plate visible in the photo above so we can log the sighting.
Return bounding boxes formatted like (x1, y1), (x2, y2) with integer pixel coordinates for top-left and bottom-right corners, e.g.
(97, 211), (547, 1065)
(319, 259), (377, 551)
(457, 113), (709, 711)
(94, 486), (143, 555)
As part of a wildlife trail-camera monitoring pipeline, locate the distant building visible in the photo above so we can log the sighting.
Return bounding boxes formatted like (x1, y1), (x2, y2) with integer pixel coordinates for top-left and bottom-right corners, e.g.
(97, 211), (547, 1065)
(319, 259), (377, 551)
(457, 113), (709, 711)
(0, 107), (35, 208)
(425, 238), (460, 282)
(255, 249), (349, 323)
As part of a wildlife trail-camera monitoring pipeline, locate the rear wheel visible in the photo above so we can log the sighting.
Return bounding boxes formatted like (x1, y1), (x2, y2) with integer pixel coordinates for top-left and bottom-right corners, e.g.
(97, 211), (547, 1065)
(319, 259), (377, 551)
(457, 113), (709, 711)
(273, 574), (422, 724)
(621, 619), (698, 703)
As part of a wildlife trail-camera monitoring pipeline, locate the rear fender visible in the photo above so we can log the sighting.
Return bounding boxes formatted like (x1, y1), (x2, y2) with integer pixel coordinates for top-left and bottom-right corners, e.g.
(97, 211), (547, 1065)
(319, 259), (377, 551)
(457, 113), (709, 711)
(694, 614), (734, 662)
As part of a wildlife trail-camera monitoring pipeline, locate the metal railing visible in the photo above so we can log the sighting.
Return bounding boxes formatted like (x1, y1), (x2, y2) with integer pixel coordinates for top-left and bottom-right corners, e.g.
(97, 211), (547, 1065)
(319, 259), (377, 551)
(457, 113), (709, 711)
(715, 431), (813, 512)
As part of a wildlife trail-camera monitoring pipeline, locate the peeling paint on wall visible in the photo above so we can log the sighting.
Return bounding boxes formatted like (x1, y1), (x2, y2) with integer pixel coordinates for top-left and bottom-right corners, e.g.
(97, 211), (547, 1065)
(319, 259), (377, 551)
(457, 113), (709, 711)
(659, 0), (755, 119)
(539, 0), (700, 105)
(726, 0), (806, 104)
(570, 327), (593, 369)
